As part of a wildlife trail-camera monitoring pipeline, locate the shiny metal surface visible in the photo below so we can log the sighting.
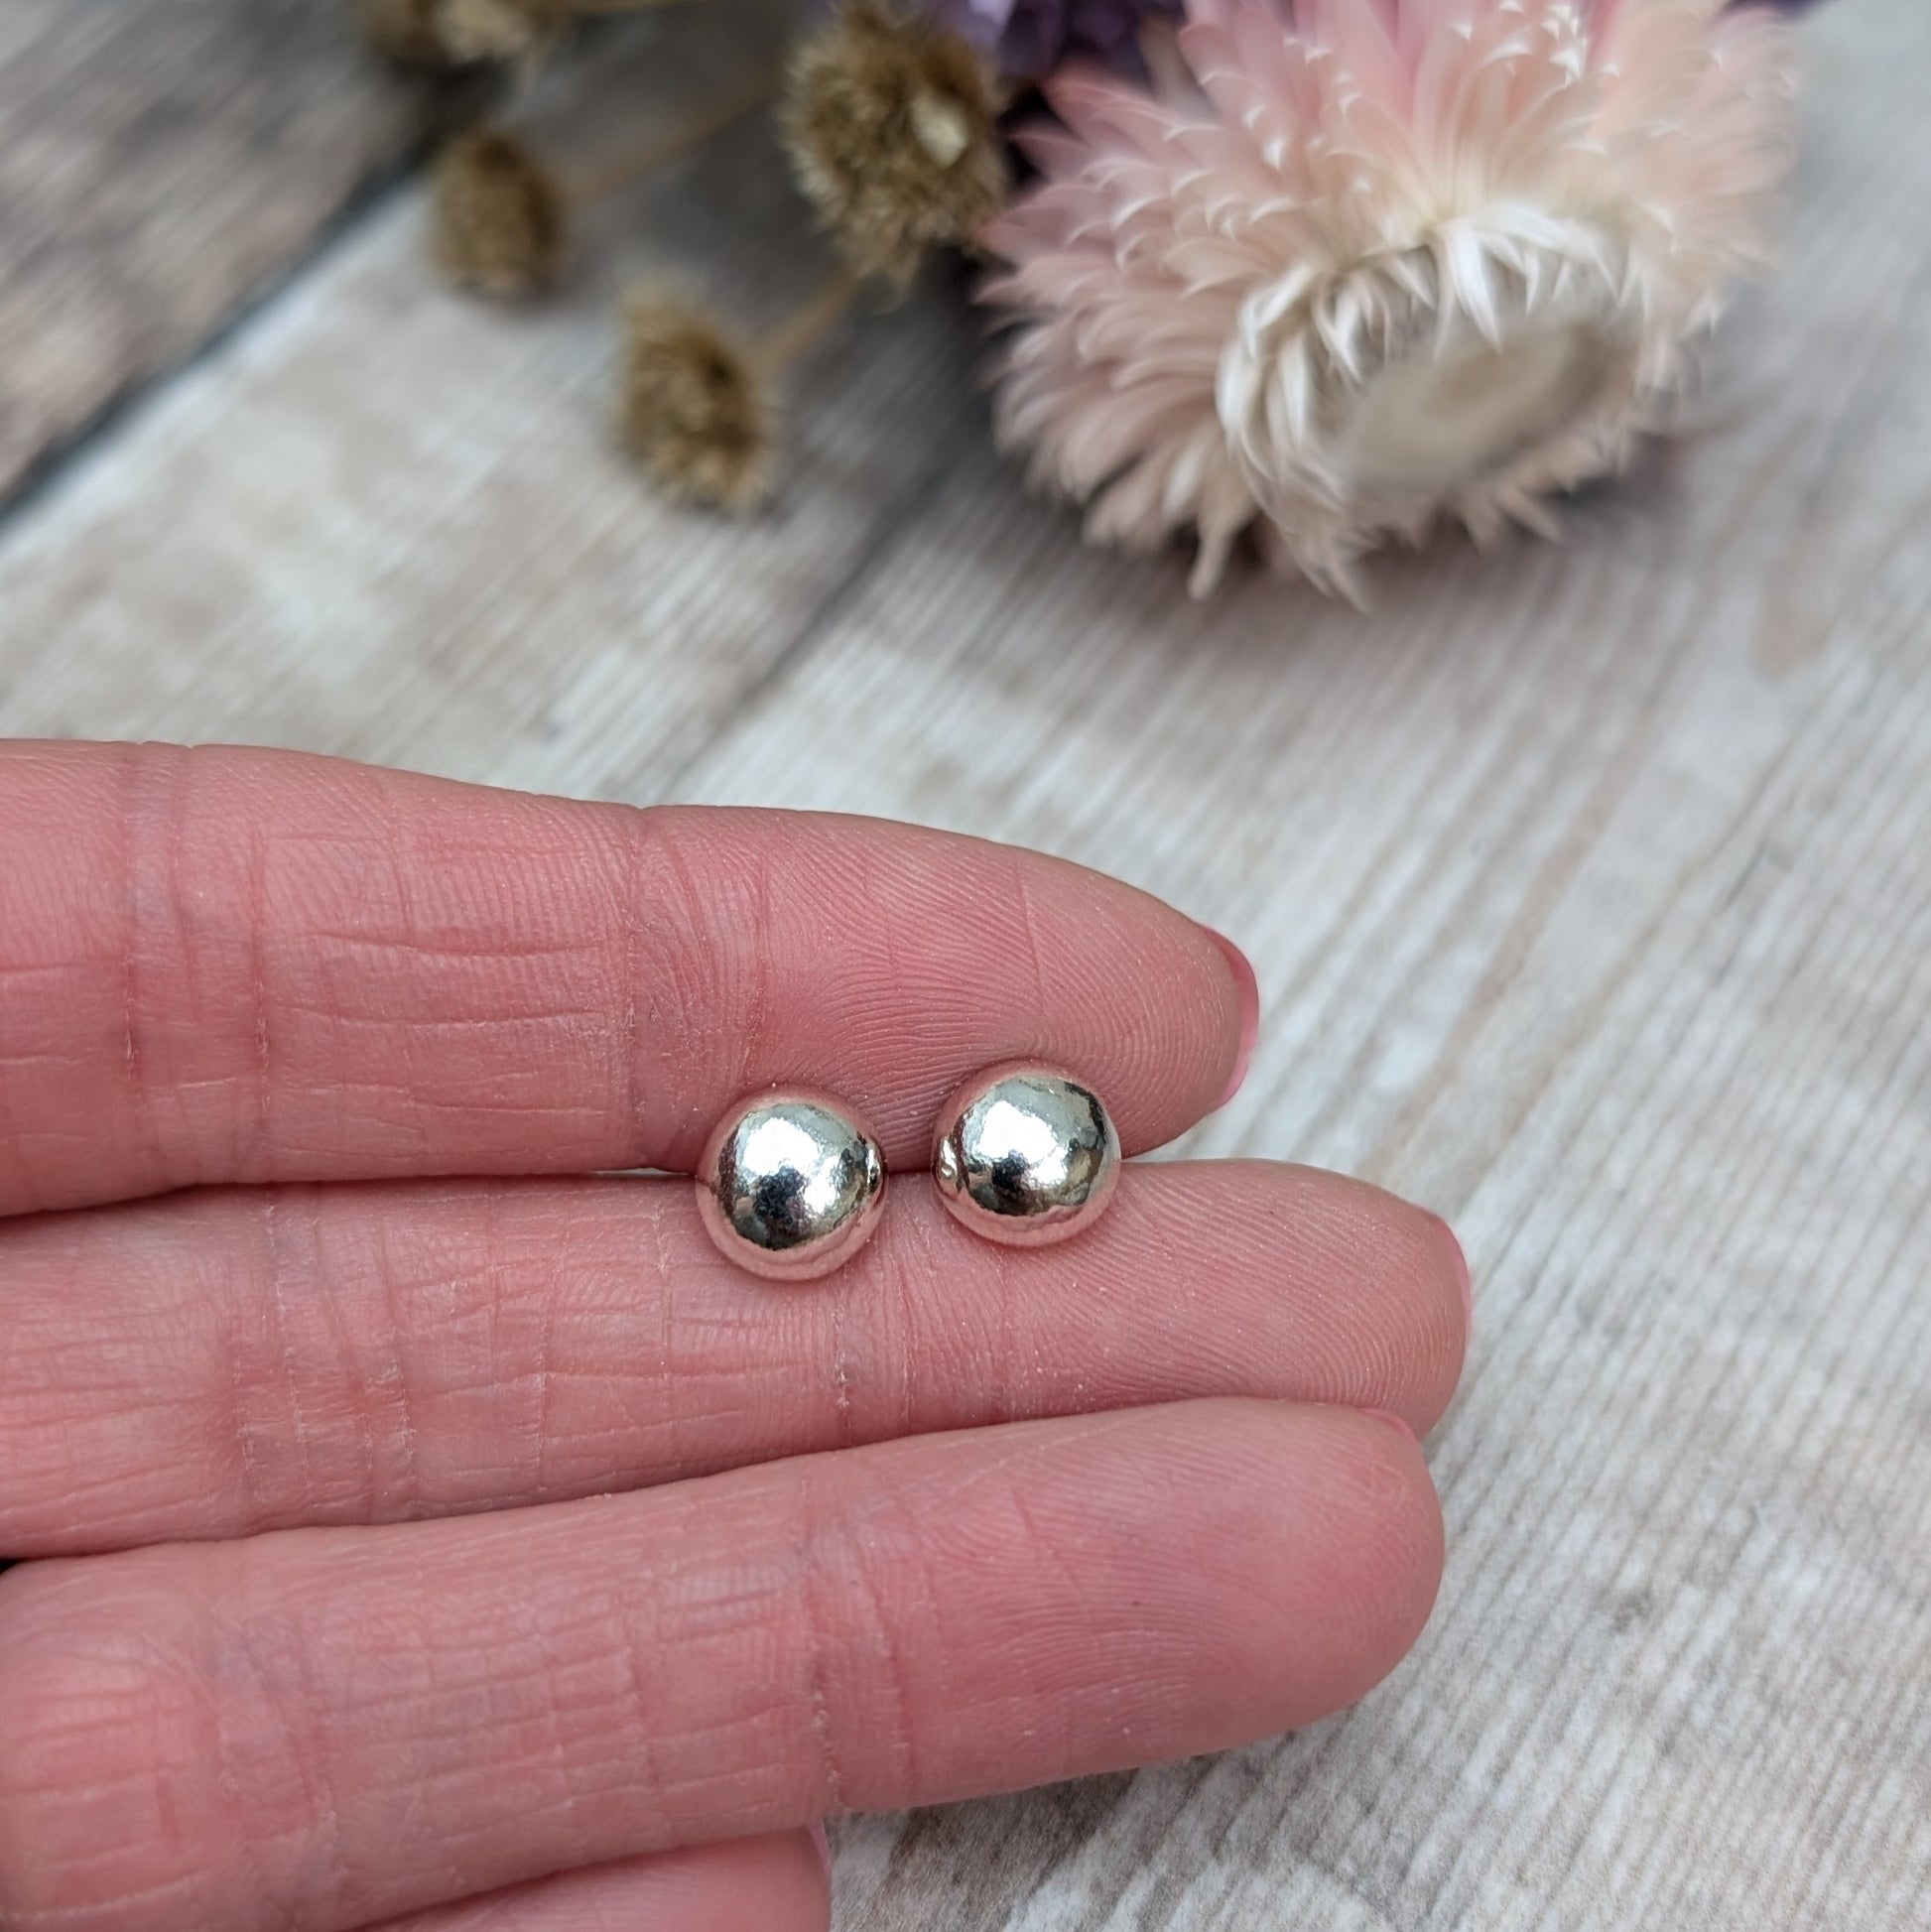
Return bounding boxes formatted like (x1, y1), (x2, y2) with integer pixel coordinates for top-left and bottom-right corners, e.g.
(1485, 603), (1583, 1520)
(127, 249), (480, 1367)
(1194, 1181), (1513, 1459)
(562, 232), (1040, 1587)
(696, 1091), (886, 1281)
(931, 1064), (1121, 1246)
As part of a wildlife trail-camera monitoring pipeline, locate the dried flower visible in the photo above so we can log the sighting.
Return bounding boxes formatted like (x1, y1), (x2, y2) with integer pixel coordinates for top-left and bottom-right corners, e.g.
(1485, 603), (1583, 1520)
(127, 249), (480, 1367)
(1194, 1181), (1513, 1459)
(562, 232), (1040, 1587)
(984, 0), (1800, 596)
(432, 127), (569, 296)
(783, 0), (1009, 287)
(926, 0), (1183, 78)
(434, 0), (578, 62)
(619, 293), (774, 510)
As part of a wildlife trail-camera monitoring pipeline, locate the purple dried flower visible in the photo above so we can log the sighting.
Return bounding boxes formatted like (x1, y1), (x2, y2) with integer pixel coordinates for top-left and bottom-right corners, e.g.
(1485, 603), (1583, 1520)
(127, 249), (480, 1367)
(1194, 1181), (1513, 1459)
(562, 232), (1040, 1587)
(923, 0), (1816, 86)
(925, 0), (1180, 78)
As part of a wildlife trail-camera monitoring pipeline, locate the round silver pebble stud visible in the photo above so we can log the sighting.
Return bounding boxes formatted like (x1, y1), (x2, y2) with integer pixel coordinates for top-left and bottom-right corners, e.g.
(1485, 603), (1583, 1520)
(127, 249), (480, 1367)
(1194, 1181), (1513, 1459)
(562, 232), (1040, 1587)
(932, 1064), (1121, 1246)
(697, 1091), (887, 1282)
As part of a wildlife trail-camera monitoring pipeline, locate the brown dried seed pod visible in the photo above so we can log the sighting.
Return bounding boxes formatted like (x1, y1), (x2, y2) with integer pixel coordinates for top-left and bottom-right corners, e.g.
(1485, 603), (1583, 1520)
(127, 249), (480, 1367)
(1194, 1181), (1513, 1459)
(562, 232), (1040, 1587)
(781, 0), (1008, 289)
(431, 127), (569, 297)
(619, 294), (774, 512)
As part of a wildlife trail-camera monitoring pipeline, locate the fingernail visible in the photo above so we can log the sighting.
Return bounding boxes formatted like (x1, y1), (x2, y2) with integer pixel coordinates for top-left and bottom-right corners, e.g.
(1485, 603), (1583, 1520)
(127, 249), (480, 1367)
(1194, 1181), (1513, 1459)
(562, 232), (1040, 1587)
(810, 1821), (834, 1882)
(1363, 1408), (1420, 1446)
(1201, 926), (1259, 1107)
(1426, 1211), (1473, 1334)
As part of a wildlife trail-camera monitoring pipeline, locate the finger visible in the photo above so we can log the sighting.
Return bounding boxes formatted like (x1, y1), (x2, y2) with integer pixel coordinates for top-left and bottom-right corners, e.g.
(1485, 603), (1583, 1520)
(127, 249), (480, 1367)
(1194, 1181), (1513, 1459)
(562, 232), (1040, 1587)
(0, 1401), (1441, 1932)
(0, 741), (1248, 1217)
(365, 1834), (831, 1932)
(0, 1165), (1467, 1554)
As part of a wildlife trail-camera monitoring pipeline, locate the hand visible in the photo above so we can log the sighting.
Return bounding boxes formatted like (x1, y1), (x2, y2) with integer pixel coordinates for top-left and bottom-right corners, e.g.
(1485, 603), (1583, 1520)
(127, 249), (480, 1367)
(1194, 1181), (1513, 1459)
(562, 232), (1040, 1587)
(0, 743), (1468, 1932)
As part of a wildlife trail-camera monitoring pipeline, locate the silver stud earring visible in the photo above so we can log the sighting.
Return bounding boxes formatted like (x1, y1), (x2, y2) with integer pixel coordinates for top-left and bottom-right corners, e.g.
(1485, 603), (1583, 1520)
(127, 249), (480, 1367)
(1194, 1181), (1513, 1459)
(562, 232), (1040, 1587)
(697, 1091), (886, 1281)
(931, 1064), (1120, 1247)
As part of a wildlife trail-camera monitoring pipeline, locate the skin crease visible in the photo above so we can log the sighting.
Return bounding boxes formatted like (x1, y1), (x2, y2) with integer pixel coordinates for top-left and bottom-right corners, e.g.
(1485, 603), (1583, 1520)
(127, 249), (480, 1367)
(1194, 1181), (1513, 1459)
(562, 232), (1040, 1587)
(0, 743), (1467, 1932)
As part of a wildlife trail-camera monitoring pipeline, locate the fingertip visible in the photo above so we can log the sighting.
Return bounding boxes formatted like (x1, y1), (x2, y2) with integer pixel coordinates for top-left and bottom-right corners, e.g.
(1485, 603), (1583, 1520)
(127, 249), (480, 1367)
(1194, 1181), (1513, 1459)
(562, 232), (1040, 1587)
(1199, 926), (1259, 1108)
(1272, 1171), (1472, 1436)
(1318, 1403), (1448, 1678)
(1407, 1200), (1473, 1426)
(1090, 1399), (1446, 1732)
(1392, 1204), (1472, 1436)
(1424, 1209), (1473, 1338)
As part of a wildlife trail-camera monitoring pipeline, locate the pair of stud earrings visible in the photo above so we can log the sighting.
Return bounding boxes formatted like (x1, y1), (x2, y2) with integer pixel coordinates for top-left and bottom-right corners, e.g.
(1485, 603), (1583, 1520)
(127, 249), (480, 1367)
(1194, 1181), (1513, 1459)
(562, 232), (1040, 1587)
(695, 1064), (1121, 1282)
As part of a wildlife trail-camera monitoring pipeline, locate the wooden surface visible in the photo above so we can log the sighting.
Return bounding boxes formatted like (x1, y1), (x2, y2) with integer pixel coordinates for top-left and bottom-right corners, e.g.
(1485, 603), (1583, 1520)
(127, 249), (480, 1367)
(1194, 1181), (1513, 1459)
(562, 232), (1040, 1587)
(0, 1), (454, 502)
(2, 2), (1927, 1927)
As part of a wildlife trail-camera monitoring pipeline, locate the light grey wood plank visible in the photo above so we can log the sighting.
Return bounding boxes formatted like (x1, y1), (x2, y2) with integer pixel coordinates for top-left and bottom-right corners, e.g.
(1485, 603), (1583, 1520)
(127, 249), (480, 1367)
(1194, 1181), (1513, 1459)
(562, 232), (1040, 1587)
(0, 0), (448, 502)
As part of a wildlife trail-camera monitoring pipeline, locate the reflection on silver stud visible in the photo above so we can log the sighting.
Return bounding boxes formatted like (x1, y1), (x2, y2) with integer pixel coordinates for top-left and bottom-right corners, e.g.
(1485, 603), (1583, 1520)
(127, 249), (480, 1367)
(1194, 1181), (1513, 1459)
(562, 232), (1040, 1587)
(931, 1064), (1120, 1247)
(697, 1091), (886, 1281)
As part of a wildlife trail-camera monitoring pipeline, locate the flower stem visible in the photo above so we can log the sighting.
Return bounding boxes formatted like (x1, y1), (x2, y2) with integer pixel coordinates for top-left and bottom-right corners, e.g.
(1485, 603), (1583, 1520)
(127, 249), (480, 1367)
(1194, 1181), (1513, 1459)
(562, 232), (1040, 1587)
(560, 80), (772, 204)
(749, 270), (862, 380)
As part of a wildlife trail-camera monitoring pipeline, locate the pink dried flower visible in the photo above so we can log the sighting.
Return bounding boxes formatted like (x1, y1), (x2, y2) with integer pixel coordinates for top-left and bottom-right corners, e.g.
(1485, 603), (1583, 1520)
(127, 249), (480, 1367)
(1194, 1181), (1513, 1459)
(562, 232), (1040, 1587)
(983, 0), (1800, 595)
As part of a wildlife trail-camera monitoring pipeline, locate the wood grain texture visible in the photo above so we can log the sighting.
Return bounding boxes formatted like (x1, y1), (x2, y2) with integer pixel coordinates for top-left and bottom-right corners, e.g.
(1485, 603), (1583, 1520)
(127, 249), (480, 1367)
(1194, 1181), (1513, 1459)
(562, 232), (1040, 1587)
(0, 0), (446, 502)
(0, 2), (1926, 1928)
